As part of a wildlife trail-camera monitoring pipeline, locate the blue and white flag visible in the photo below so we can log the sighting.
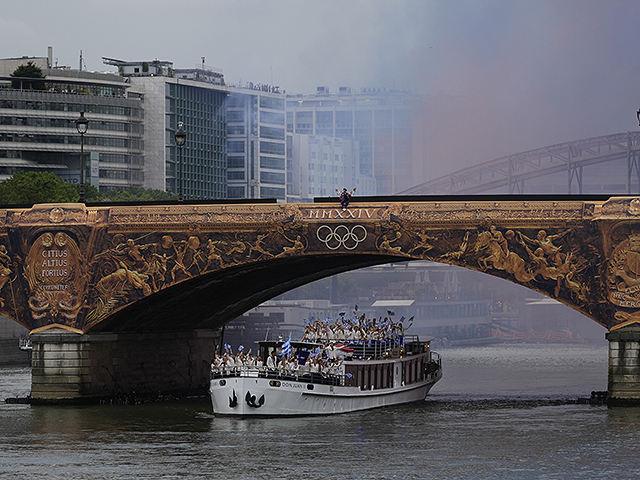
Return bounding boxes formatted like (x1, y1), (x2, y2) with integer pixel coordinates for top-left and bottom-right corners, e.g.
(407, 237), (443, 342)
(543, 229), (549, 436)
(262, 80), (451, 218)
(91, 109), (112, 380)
(281, 335), (292, 356)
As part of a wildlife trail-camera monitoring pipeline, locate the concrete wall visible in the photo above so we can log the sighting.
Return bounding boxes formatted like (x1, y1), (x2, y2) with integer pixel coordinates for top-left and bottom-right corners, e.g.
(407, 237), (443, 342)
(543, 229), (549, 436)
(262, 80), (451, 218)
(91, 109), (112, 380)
(607, 327), (640, 406)
(30, 329), (219, 403)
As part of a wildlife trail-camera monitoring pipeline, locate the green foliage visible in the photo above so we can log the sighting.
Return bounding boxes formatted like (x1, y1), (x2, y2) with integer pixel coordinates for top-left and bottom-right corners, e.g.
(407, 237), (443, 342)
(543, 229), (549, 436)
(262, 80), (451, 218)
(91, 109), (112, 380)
(86, 186), (177, 203)
(10, 61), (46, 90)
(0, 171), (77, 205)
(142, 61), (149, 73)
(0, 172), (177, 206)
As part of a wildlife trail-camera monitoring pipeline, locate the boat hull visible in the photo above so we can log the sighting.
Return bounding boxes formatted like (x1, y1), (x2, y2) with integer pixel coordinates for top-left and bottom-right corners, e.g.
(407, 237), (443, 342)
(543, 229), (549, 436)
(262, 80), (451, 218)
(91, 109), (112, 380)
(210, 370), (442, 416)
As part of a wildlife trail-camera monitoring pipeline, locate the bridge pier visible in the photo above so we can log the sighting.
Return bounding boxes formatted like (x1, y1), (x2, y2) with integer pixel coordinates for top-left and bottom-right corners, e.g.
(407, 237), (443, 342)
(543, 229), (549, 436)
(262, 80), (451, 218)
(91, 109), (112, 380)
(607, 327), (640, 406)
(30, 329), (219, 404)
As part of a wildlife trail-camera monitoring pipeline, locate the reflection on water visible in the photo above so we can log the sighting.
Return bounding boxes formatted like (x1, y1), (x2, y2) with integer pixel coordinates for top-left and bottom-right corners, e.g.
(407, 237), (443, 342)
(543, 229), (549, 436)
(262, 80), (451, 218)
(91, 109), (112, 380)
(3, 343), (640, 480)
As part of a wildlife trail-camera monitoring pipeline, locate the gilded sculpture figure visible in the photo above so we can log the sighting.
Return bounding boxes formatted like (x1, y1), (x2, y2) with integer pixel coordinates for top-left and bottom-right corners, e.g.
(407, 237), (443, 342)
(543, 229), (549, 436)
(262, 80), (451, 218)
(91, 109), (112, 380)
(0, 245), (14, 308)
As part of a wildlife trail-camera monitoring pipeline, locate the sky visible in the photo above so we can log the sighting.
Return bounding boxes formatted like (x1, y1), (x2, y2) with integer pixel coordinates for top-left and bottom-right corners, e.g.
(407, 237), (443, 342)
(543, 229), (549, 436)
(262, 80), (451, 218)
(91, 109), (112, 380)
(2, 0), (640, 182)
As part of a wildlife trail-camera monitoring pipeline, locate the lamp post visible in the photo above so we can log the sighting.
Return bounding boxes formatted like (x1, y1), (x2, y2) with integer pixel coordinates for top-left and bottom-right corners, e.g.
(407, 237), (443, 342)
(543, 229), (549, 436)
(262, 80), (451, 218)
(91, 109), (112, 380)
(175, 121), (186, 203)
(75, 111), (88, 203)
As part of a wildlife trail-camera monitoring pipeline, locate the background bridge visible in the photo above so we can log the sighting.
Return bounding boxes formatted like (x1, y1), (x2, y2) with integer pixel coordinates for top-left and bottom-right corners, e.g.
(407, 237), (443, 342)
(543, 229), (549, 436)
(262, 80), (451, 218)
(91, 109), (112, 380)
(401, 132), (640, 195)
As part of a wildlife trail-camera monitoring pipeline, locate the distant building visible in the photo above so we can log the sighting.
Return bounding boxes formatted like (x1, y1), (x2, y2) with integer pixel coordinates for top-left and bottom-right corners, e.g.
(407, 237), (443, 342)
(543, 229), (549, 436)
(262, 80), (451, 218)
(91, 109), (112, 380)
(225, 85), (287, 201)
(286, 132), (375, 202)
(0, 49), (144, 190)
(286, 87), (424, 195)
(107, 57), (228, 199)
(1, 48), (426, 200)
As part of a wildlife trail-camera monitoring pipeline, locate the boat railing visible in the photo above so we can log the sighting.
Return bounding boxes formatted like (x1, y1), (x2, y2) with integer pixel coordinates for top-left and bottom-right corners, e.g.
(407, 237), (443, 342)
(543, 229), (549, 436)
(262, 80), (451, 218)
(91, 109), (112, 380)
(345, 338), (404, 360)
(425, 351), (442, 376)
(211, 365), (347, 387)
(345, 335), (430, 360)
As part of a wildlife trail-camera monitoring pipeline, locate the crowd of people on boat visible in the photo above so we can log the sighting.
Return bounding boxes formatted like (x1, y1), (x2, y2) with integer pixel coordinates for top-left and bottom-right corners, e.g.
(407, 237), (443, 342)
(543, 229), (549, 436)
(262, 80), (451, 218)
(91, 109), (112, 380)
(211, 313), (412, 379)
(301, 313), (412, 345)
(211, 346), (345, 378)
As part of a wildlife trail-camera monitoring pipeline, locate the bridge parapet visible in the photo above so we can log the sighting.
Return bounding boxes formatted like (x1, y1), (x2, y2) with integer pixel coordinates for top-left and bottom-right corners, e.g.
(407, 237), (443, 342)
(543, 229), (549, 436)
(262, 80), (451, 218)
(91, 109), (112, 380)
(0, 197), (638, 335)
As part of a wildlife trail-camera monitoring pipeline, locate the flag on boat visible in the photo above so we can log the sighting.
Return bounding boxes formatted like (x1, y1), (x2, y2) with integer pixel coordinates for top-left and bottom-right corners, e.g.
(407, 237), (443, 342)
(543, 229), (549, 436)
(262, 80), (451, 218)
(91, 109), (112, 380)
(297, 350), (310, 365)
(281, 336), (292, 356)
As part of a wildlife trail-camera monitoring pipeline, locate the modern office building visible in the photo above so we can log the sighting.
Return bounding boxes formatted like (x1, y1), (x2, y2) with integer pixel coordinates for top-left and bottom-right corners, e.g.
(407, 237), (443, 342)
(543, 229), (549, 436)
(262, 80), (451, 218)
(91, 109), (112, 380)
(0, 50), (144, 190)
(286, 87), (424, 195)
(224, 84), (287, 201)
(106, 58), (228, 199)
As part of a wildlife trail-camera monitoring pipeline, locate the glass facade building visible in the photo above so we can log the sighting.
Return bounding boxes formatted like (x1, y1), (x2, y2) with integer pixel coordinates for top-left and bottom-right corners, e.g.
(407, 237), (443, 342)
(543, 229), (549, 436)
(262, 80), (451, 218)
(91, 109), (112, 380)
(119, 60), (229, 200)
(226, 86), (287, 201)
(164, 82), (227, 199)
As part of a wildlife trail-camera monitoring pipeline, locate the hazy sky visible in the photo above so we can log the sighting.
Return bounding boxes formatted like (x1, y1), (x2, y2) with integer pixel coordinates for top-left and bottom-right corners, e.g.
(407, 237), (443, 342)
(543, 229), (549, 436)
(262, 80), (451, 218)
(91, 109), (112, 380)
(3, 0), (640, 180)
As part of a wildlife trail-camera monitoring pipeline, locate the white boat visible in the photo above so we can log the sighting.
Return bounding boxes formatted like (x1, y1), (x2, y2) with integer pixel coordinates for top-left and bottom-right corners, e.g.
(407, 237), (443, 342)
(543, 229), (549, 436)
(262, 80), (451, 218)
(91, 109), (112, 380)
(18, 337), (32, 351)
(209, 336), (442, 416)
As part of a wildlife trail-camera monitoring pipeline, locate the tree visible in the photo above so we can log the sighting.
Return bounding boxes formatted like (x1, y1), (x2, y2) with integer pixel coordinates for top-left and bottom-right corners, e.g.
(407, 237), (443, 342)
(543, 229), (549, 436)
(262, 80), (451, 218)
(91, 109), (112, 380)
(87, 186), (177, 202)
(0, 171), (77, 205)
(0, 172), (178, 206)
(10, 61), (46, 90)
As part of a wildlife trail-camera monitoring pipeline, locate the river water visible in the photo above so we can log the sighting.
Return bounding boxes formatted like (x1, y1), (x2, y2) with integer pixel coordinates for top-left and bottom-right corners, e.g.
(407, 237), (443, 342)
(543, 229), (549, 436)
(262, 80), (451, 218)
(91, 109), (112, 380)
(2, 342), (640, 480)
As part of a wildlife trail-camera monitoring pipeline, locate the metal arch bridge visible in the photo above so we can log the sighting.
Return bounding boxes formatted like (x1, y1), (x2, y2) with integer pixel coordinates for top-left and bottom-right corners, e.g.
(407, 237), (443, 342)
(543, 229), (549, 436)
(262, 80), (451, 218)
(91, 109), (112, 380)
(400, 131), (640, 195)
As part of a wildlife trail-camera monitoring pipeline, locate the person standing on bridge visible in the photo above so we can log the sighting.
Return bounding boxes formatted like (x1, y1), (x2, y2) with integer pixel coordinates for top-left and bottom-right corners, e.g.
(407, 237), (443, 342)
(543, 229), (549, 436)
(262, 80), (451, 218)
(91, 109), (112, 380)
(337, 188), (356, 210)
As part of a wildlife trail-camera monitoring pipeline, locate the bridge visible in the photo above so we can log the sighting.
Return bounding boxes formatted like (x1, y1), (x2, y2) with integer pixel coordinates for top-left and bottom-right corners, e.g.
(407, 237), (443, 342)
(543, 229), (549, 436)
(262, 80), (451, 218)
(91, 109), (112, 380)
(2, 196), (640, 405)
(400, 132), (640, 195)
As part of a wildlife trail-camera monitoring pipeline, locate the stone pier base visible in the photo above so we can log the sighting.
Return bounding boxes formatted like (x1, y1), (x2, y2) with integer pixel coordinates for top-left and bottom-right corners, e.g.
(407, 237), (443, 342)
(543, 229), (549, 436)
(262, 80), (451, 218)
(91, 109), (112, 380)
(606, 327), (640, 406)
(30, 329), (219, 404)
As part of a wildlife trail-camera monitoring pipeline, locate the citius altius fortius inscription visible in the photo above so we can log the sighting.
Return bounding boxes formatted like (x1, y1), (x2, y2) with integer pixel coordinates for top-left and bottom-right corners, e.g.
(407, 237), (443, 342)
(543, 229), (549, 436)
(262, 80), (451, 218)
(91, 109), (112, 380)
(24, 231), (86, 332)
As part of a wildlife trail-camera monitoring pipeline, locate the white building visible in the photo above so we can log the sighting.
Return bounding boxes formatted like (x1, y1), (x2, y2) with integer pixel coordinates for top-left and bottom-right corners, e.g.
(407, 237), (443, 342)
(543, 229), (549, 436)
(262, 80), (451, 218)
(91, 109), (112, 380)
(286, 87), (425, 195)
(287, 133), (374, 202)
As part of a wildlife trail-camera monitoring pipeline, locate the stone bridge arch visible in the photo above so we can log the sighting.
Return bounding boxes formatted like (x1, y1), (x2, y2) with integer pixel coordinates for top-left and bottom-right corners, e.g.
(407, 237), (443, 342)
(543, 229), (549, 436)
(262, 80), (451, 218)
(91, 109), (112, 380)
(0, 197), (635, 334)
(2, 196), (640, 404)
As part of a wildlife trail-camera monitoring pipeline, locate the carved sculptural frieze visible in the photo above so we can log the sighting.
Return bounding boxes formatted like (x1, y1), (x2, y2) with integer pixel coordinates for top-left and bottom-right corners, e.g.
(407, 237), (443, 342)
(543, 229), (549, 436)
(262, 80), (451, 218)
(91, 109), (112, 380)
(607, 232), (640, 323)
(0, 199), (626, 332)
(392, 224), (593, 306)
(0, 244), (16, 309)
(23, 231), (86, 329)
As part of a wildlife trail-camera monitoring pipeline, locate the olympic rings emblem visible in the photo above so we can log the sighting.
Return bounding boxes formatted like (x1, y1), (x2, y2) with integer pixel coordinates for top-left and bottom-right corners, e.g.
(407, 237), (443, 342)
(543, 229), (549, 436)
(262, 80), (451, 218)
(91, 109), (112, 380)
(316, 225), (367, 250)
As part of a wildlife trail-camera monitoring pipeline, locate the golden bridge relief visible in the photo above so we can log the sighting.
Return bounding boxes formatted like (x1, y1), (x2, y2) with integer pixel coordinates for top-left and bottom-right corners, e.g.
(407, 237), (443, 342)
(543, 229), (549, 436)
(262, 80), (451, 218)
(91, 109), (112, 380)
(0, 197), (639, 333)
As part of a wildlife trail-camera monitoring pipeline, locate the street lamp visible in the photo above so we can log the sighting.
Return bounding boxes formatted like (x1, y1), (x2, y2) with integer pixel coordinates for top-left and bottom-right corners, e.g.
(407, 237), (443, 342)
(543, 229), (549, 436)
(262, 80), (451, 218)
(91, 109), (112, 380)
(75, 111), (88, 203)
(175, 121), (186, 203)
